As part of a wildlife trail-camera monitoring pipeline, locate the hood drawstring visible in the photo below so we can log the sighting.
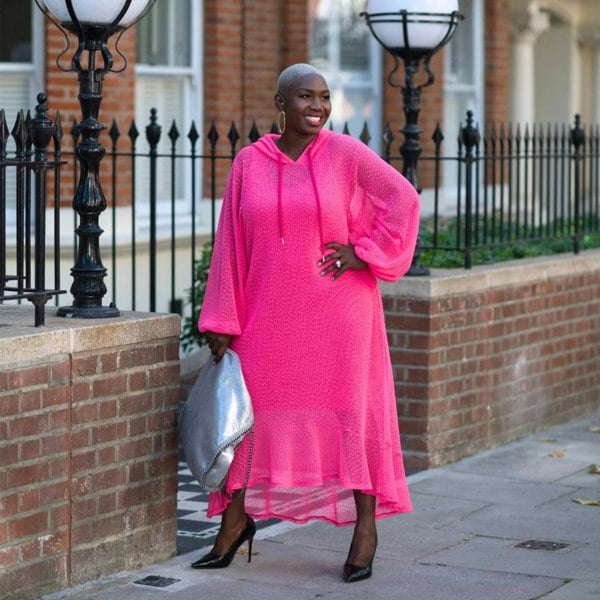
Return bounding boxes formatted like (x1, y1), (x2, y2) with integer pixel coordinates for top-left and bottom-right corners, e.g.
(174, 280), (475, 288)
(277, 156), (285, 245)
(307, 146), (326, 260)
(277, 143), (326, 259)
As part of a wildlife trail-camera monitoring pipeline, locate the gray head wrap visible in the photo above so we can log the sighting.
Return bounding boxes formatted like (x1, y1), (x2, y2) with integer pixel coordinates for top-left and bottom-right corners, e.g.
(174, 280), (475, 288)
(276, 63), (326, 99)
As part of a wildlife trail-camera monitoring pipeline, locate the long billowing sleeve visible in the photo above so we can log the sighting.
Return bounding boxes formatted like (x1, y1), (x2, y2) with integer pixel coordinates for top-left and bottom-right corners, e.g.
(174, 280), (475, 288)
(198, 156), (247, 335)
(347, 141), (420, 282)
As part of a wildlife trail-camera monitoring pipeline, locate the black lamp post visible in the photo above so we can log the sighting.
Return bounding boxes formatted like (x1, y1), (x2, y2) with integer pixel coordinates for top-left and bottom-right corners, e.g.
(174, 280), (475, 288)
(361, 0), (462, 276)
(35, 0), (155, 317)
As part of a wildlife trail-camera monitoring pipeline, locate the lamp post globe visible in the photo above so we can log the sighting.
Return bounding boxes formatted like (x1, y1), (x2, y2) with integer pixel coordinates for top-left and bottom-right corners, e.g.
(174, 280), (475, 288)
(365, 0), (459, 57)
(35, 0), (154, 317)
(42, 0), (151, 27)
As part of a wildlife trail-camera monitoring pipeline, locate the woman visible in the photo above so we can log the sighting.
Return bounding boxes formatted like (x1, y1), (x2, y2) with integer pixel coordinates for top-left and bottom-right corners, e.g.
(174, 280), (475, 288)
(193, 63), (419, 583)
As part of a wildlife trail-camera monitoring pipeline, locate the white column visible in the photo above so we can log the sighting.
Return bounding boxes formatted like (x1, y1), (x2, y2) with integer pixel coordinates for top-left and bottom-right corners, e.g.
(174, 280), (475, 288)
(594, 47), (600, 124)
(577, 25), (600, 124)
(510, 3), (550, 126)
(579, 27), (600, 125)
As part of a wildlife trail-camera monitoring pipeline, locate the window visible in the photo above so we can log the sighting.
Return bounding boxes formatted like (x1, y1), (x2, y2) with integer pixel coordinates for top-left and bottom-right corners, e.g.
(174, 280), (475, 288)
(135, 0), (202, 217)
(310, 0), (382, 149)
(0, 1), (44, 213)
(443, 0), (484, 194)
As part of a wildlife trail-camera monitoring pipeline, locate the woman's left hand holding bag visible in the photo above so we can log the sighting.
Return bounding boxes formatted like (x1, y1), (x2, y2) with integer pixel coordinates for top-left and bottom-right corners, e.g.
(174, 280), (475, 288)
(206, 331), (233, 363)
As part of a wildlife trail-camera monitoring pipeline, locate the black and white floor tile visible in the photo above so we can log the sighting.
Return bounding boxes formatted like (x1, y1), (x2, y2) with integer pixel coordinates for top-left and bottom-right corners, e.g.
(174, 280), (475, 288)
(176, 454), (279, 556)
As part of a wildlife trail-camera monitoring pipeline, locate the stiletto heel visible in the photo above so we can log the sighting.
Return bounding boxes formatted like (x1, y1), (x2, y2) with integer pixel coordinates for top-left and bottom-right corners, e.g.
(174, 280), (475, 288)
(191, 516), (256, 569)
(247, 533), (253, 563)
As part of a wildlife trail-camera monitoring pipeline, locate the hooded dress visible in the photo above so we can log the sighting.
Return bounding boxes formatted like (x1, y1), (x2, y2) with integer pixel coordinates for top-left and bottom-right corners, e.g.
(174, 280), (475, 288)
(198, 128), (420, 526)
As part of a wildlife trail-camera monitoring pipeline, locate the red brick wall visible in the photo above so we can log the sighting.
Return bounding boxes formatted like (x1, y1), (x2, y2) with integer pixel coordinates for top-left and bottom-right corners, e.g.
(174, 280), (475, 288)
(485, 0), (511, 126)
(0, 314), (180, 599)
(39, 1), (513, 199)
(203, 0), (309, 194)
(384, 252), (600, 471)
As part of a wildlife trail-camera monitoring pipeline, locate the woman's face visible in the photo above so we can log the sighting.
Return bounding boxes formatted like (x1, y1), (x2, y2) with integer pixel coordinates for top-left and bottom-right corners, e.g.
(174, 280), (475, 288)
(278, 73), (331, 137)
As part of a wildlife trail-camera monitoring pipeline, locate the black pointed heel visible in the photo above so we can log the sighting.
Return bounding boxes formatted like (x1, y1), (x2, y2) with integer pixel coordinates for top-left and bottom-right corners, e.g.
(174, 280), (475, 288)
(191, 516), (256, 569)
(342, 536), (377, 583)
(343, 560), (373, 583)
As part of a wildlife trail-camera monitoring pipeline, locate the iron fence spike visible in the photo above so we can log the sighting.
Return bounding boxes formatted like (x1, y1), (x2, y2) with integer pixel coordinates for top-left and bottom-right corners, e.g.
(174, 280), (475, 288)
(227, 121), (240, 148)
(53, 112), (64, 143)
(248, 121), (260, 143)
(432, 123), (444, 147)
(187, 121), (199, 147)
(128, 120), (139, 143)
(0, 110), (8, 155)
(168, 120), (180, 143)
(207, 121), (219, 146)
(109, 119), (120, 143)
(359, 122), (371, 145)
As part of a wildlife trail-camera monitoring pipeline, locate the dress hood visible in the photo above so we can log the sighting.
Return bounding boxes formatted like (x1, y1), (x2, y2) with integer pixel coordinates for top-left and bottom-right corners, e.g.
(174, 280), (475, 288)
(251, 128), (334, 164)
(250, 129), (335, 256)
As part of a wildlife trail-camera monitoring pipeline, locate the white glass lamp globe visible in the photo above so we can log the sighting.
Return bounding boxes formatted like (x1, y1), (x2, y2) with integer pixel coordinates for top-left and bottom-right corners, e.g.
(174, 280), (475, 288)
(365, 0), (459, 53)
(43, 0), (151, 26)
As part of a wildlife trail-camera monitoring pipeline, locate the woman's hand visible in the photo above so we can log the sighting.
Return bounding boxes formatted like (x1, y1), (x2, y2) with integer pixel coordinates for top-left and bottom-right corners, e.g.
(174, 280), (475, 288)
(318, 242), (367, 280)
(206, 331), (233, 363)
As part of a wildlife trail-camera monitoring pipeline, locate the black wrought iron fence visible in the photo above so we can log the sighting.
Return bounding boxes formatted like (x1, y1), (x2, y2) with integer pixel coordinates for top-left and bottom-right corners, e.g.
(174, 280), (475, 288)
(414, 111), (600, 268)
(0, 94), (65, 326)
(2, 96), (599, 326)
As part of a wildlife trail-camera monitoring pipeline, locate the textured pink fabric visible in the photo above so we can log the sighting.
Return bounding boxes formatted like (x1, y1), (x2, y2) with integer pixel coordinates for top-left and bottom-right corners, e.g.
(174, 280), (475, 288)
(198, 129), (419, 525)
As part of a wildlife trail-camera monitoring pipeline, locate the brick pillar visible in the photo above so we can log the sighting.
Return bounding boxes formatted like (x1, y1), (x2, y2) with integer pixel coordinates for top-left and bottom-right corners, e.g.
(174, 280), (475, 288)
(485, 0), (512, 125)
(203, 0), (310, 197)
(0, 308), (180, 599)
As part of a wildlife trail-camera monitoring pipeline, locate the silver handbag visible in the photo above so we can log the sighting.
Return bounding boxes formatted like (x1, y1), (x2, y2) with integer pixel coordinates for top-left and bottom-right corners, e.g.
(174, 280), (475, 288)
(179, 349), (254, 492)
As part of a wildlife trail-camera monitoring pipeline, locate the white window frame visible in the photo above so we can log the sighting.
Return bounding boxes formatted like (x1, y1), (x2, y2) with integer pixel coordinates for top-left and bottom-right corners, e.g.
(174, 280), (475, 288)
(310, 0), (383, 151)
(0, 1), (45, 224)
(437, 0), (485, 213)
(134, 0), (203, 228)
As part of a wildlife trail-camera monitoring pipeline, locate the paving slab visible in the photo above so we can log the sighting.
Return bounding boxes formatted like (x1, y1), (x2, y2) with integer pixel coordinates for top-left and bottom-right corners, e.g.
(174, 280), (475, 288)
(421, 535), (600, 581)
(408, 470), (580, 506)
(541, 579), (600, 599)
(443, 499), (600, 545)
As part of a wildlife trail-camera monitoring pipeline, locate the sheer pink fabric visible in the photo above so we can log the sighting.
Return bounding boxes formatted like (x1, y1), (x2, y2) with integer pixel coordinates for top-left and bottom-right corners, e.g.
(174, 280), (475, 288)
(198, 129), (419, 525)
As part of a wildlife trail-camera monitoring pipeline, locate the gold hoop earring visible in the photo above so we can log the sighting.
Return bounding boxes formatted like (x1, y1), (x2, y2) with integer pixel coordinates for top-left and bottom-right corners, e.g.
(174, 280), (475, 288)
(278, 110), (286, 134)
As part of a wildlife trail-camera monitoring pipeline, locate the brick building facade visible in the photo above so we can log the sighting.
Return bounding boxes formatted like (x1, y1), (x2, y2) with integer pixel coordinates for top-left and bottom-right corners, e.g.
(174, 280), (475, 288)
(4, 0), (600, 203)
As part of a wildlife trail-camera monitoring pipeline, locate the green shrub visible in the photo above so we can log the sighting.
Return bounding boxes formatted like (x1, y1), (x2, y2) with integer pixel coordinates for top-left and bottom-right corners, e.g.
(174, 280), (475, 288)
(180, 241), (212, 352)
(180, 217), (600, 350)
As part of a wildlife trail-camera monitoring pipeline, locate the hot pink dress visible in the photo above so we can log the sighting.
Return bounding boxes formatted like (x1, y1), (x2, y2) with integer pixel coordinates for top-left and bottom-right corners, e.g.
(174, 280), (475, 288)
(198, 129), (419, 525)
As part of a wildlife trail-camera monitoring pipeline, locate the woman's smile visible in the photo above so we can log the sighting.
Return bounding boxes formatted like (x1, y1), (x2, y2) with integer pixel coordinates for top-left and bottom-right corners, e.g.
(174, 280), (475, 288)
(305, 115), (323, 126)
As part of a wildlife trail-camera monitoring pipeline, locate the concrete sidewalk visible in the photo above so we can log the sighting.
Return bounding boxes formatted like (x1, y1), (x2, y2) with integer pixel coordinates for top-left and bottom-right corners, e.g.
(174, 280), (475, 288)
(42, 414), (600, 600)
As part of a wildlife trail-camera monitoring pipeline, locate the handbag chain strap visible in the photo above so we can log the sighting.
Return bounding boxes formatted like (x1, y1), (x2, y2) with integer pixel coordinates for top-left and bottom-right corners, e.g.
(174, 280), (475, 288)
(224, 427), (254, 500)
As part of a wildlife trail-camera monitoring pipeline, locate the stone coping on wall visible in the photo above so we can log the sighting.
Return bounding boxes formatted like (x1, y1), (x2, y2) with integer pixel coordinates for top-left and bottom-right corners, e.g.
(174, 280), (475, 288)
(0, 305), (181, 366)
(380, 249), (600, 298)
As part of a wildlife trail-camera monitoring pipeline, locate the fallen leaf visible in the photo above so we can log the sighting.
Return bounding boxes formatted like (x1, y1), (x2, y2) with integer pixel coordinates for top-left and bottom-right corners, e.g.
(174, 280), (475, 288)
(548, 449), (566, 458)
(589, 426), (600, 433)
(588, 464), (600, 474)
(573, 497), (600, 506)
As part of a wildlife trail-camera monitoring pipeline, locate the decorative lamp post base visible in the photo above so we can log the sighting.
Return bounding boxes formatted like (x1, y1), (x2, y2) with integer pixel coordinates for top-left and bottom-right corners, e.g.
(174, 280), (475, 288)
(407, 262), (430, 276)
(57, 304), (120, 318)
